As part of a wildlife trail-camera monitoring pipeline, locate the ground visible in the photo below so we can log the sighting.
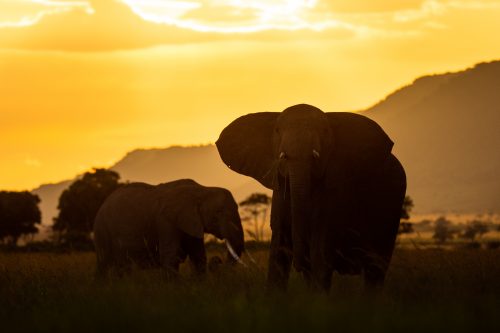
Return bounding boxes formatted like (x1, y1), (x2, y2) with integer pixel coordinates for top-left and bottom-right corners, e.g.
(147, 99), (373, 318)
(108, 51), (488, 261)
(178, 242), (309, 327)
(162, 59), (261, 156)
(1, 247), (499, 332)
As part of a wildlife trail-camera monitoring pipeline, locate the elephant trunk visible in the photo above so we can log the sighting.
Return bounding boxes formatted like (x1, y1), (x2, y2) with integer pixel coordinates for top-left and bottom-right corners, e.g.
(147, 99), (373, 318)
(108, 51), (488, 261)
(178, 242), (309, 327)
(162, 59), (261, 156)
(222, 215), (245, 265)
(288, 162), (312, 273)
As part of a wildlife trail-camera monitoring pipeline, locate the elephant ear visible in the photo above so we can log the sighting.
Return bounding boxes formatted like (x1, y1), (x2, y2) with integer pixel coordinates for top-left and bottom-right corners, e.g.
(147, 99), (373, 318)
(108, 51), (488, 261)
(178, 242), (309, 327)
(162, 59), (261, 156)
(216, 112), (280, 189)
(325, 112), (394, 186)
(176, 204), (204, 239)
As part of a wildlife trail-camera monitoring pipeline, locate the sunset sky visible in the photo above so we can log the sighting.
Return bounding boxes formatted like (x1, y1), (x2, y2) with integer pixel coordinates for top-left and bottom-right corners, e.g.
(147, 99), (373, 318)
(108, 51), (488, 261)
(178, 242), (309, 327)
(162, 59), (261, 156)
(1, 0), (500, 190)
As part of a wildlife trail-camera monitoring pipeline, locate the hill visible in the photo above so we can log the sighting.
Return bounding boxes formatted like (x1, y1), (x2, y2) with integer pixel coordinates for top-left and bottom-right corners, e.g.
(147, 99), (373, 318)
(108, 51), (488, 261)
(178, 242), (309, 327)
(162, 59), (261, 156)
(111, 145), (269, 203)
(32, 60), (500, 228)
(32, 146), (268, 226)
(365, 61), (500, 214)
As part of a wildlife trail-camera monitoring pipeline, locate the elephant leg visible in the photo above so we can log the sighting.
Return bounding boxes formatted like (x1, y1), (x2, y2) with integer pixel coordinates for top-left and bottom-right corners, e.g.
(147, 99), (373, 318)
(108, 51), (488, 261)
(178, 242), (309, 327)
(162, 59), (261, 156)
(361, 205), (397, 293)
(184, 236), (207, 276)
(311, 268), (333, 293)
(95, 255), (110, 279)
(363, 258), (388, 292)
(94, 222), (112, 279)
(267, 230), (293, 291)
(309, 237), (332, 292)
(95, 245), (112, 279)
(361, 155), (405, 293)
(306, 201), (332, 293)
(267, 190), (293, 291)
(110, 238), (133, 277)
(159, 232), (183, 281)
(114, 257), (132, 277)
(309, 250), (332, 292)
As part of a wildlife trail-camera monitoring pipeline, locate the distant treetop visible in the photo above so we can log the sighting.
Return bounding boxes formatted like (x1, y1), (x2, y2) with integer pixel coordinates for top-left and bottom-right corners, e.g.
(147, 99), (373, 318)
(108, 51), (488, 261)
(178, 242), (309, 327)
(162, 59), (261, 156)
(0, 191), (41, 246)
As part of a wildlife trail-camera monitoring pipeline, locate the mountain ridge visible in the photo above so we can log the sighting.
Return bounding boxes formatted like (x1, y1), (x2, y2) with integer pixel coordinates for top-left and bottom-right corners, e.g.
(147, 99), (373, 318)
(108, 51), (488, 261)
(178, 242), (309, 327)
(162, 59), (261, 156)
(365, 60), (500, 214)
(32, 60), (500, 227)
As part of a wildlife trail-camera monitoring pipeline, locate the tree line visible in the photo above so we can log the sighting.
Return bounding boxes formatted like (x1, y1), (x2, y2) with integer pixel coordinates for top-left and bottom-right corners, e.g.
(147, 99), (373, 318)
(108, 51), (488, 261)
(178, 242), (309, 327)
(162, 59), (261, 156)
(0, 168), (121, 248)
(7, 166), (492, 249)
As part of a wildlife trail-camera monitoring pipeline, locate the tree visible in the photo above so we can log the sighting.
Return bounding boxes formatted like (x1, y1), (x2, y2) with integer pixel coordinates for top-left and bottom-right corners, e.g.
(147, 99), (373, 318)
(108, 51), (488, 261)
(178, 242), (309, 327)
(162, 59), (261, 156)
(432, 216), (457, 245)
(401, 195), (414, 220)
(53, 168), (121, 244)
(0, 191), (41, 246)
(398, 195), (414, 234)
(461, 220), (489, 242)
(398, 222), (414, 235)
(239, 193), (271, 242)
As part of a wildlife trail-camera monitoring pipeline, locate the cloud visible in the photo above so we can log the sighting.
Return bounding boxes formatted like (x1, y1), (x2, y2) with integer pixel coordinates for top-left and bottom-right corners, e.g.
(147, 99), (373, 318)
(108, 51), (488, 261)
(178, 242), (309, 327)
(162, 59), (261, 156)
(119, 0), (349, 33)
(0, 0), (92, 27)
(1, 0), (499, 51)
(0, 0), (224, 51)
(447, 0), (500, 9)
(318, 0), (500, 14)
(180, 4), (261, 25)
(317, 0), (426, 13)
(321, 0), (500, 36)
(392, 1), (447, 23)
(0, 0), (366, 51)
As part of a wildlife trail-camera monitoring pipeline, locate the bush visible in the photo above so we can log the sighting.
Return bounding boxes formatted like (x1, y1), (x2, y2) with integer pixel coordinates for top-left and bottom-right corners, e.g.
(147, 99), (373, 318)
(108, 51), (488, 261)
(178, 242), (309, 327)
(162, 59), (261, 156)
(485, 241), (500, 250)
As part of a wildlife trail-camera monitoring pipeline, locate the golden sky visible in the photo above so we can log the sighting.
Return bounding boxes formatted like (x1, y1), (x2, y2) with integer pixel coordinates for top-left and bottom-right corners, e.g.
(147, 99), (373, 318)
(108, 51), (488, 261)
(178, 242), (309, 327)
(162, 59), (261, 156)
(1, 0), (500, 190)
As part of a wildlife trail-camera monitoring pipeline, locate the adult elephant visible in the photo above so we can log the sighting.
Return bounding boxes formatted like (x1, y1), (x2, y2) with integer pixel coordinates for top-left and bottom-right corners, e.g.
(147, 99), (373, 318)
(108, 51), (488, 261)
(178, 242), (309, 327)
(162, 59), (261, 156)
(93, 179), (244, 278)
(216, 104), (406, 292)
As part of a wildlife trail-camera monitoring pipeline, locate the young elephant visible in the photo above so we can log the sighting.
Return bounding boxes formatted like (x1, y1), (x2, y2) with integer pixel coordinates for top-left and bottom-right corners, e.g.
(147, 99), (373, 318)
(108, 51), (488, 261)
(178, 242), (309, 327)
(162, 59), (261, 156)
(93, 179), (244, 278)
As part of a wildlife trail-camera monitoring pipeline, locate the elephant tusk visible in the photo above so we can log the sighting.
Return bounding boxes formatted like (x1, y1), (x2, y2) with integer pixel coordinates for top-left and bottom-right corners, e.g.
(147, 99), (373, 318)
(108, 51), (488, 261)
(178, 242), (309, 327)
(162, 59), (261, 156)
(244, 250), (257, 264)
(225, 240), (247, 267)
(312, 149), (320, 159)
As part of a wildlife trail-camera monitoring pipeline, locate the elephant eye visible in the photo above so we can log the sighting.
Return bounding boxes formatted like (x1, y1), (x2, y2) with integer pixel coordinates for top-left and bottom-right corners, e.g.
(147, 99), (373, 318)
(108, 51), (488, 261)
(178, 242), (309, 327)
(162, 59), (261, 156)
(279, 152), (287, 160)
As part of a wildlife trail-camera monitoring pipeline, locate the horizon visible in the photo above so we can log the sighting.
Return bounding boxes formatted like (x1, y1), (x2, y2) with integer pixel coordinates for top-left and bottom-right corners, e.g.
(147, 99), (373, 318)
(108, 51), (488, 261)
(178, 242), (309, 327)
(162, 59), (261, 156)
(2, 0), (500, 190)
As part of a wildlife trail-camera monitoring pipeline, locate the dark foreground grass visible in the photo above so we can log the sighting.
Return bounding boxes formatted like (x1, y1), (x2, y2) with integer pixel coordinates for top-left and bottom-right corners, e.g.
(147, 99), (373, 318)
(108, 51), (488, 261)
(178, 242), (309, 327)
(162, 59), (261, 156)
(1, 248), (499, 333)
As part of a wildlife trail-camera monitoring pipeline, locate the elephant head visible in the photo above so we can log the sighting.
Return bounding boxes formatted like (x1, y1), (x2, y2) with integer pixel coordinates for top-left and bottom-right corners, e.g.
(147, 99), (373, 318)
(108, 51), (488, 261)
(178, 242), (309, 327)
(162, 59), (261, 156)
(200, 187), (245, 264)
(160, 180), (245, 265)
(216, 104), (393, 272)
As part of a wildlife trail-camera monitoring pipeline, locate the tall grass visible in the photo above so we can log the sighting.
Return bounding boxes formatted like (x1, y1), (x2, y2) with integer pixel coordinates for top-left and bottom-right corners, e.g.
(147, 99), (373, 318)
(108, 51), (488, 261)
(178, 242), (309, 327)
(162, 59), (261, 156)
(1, 249), (499, 332)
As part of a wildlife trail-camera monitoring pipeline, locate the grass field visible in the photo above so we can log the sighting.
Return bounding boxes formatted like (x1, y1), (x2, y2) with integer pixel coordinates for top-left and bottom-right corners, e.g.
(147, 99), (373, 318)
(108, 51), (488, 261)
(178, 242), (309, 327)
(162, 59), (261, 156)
(1, 247), (500, 333)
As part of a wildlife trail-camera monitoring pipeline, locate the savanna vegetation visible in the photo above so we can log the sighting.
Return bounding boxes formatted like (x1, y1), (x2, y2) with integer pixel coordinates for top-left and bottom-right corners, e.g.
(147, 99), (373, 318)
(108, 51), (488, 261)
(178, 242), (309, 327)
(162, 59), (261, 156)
(1, 171), (500, 331)
(1, 247), (499, 332)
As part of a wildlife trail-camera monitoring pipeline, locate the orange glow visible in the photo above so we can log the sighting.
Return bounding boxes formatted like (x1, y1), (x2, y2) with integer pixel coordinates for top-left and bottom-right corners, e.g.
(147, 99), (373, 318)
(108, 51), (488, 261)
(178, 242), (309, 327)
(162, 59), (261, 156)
(1, 0), (500, 190)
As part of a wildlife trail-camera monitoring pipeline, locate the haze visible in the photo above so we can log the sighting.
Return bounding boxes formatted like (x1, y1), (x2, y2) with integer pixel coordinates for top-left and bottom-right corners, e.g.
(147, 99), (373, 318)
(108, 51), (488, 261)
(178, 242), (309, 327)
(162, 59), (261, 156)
(2, 0), (500, 190)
